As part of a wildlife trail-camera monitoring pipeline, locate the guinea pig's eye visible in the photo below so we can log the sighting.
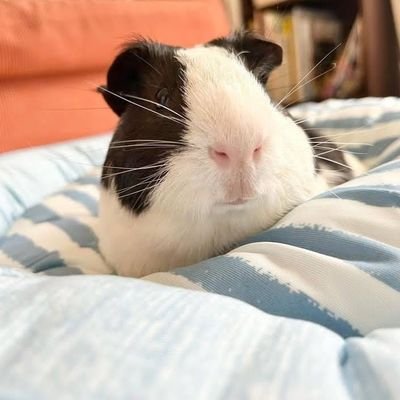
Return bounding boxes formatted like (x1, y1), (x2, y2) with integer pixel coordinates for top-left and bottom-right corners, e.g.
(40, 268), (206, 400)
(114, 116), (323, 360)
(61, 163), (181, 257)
(156, 88), (169, 109)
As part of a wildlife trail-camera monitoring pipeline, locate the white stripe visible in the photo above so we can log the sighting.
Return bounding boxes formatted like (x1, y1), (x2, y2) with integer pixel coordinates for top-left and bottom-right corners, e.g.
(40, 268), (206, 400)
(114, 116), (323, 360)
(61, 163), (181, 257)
(44, 194), (91, 217)
(86, 167), (101, 177)
(229, 243), (400, 334)
(143, 272), (205, 291)
(7, 219), (36, 236)
(291, 97), (400, 123)
(320, 121), (400, 145)
(274, 198), (400, 248)
(24, 223), (111, 275)
(340, 168), (400, 188)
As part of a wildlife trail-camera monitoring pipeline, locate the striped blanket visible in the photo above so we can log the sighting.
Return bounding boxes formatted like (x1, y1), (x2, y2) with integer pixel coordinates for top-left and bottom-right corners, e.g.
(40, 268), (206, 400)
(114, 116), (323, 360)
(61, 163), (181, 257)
(0, 97), (400, 399)
(1, 97), (400, 337)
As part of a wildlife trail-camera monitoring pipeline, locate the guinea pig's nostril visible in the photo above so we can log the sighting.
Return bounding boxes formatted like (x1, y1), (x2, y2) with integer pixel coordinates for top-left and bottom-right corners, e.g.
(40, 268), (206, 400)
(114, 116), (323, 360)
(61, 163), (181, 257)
(209, 147), (230, 165)
(215, 150), (228, 158)
(253, 145), (262, 158)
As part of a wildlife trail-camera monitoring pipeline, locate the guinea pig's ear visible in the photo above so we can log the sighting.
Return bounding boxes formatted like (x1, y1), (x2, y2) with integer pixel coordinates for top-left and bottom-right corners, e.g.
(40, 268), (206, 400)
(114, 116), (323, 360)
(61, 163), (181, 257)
(98, 41), (154, 116)
(209, 31), (283, 85)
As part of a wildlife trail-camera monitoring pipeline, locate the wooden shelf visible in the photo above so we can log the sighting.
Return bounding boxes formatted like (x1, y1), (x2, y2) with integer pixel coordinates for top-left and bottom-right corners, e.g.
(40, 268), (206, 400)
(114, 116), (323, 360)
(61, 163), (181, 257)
(361, 0), (400, 97)
(244, 0), (400, 100)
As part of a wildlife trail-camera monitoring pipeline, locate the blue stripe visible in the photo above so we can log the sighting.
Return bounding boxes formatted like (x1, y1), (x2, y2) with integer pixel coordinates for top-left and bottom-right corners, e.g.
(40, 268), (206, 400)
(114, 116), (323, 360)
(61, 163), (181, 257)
(44, 266), (84, 276)
(174, 256), (359, 337)
(23, 204), (59, 223)
(243, 226), (400, 292)
(317, 185), (400, 207)
(377, 148), (400, 166)
(75, 175), (100, 185)
(0, 234), (65, 272)
(51, 218), (98, 250)
(61, 189), (98, 215)
(348, 137), (399, 160)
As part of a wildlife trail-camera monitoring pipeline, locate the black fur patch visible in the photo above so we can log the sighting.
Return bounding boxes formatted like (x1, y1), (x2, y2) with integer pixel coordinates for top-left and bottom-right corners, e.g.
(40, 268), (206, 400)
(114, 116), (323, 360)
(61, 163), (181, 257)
(296, 119), (353, 183)
(208, 31), (283, 85)
(100, 40), (187, 214)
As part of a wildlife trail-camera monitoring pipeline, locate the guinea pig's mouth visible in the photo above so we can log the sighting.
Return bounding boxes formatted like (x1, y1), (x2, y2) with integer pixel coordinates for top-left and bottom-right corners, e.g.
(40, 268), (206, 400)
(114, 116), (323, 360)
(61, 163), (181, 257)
(218, 198), (255, 207)
(226, 199), (248, 205)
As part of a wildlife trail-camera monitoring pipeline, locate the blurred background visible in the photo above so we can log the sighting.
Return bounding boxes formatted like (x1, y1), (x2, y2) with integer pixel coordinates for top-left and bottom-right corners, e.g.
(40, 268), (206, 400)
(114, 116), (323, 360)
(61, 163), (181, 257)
(228, 0), (400, 105)
(1, 0), (399, 153)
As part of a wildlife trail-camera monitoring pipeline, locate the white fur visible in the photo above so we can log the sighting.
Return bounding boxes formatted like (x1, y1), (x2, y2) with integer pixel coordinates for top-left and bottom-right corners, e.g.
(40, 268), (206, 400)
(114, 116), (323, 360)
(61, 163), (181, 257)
(99, 46), (325, 277)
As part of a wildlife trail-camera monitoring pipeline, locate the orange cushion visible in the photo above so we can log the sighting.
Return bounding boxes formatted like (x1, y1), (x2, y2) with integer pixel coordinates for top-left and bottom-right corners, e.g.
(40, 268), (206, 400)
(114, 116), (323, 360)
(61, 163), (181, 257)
(0, 0), (229, 153)
(0, 72), (115, 153)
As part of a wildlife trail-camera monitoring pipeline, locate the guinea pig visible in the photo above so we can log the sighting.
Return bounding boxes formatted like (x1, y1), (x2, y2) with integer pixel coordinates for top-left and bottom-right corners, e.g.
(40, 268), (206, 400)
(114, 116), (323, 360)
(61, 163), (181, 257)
(98, 31), (356, 278)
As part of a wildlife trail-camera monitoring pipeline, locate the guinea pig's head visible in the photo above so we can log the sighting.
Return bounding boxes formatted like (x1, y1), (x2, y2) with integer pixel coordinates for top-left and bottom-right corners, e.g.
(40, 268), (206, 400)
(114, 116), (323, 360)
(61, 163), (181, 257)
(100, 32), (318, 222)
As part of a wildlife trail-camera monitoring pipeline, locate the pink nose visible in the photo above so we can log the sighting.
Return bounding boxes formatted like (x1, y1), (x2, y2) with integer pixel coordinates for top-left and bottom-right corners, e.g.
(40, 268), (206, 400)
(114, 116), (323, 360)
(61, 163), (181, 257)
(209, 145), (262, 166)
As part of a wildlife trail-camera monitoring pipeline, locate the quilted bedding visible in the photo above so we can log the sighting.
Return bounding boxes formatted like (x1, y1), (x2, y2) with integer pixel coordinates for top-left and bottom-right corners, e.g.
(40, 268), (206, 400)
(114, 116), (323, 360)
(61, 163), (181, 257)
(0, 98), (400, 399)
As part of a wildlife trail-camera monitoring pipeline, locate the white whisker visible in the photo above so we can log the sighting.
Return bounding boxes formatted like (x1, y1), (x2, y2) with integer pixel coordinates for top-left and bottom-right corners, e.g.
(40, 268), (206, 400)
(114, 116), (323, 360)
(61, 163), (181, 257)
(314, 155), (353, 170)
(116, 169), (165, 195)
(99, 86), (186, 125)
(325, 189), (342, 199)
(132, 51), (161, 75)
(122, 93), (187, 121)
(282, 64), (337, 109)
(311, 141), (373, 147)
(134, 168), (167, 209)
(118, 182), (162, 199)
(308, 124), (387, 142)
(315, 147), (366, 157)
(276, 43), (341, 107)
(108, 143), (179, 150)
(293, 118), (310, 125)
(103, 162), (168, 179)
(111, 138), (186, 146)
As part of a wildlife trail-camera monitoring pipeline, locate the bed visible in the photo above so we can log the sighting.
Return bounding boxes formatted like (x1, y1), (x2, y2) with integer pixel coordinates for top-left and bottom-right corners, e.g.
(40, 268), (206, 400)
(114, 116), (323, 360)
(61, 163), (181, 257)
(0, 97), (399, 399)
